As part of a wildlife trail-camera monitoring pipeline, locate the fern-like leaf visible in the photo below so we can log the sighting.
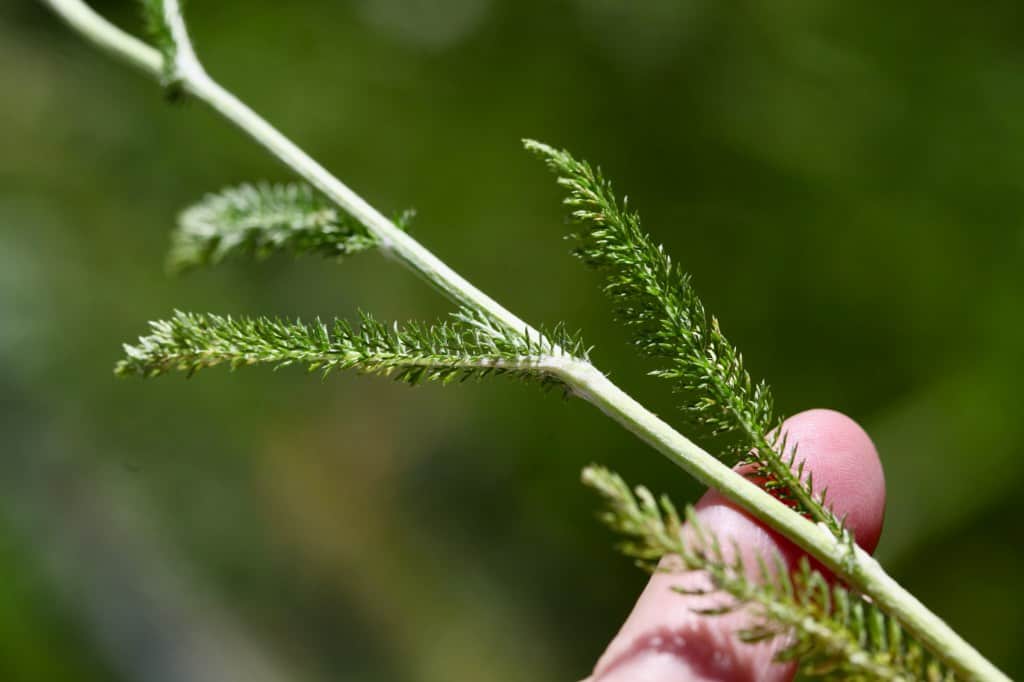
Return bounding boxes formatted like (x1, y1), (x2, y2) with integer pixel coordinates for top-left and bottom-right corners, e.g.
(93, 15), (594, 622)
(528, 140), (844, 539)
(116, 309), (588, 390)
(138, 0), (178, 89)
(168, 182), (383, 272)
(583, 466), (955, 682)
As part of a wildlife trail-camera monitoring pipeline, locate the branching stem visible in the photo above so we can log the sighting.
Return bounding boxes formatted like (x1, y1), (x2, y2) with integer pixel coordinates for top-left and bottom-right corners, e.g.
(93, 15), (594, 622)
(40, 1), (1007, 679)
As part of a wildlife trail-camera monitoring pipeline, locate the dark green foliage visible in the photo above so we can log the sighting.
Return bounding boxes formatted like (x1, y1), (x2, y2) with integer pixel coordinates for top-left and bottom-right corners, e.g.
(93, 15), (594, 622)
(583, 466), (955, 682)
(527, 140), (844, 538)
(124, 175), (588, 390)
(169, 183), (381, 273)
(24, 1), (1022, 679)
(116, 309), (588, 389)
(524, 140), (773, 459)
(138, 0), (178, 88)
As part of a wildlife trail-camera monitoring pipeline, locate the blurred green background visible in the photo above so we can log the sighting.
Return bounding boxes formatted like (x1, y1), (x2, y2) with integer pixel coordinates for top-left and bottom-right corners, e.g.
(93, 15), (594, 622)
(2, 1), (1023, 679)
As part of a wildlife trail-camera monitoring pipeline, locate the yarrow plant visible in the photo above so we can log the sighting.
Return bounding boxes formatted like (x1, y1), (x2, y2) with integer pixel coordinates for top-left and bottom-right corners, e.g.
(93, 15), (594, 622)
(41, 1), (1008, 679)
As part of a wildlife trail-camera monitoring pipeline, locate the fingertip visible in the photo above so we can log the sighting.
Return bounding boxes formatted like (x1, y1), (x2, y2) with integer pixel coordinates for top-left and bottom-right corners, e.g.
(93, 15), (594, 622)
(591, 409), (888, 681)
(780, 409), (886, 553)
(696, 409), (886, 553)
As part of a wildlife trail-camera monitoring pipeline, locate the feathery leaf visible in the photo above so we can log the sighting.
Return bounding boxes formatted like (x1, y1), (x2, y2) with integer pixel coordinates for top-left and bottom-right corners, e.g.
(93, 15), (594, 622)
(528, 140), (844, 539)
(583, 466), (956, 682)
(168, 182), (381, 273)
(116, 309), (588, 390)
(138, 0), (179, 89)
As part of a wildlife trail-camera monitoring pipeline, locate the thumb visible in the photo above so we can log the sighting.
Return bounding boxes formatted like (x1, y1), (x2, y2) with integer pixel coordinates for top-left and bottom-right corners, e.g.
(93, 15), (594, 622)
(589, 409), (886, 682)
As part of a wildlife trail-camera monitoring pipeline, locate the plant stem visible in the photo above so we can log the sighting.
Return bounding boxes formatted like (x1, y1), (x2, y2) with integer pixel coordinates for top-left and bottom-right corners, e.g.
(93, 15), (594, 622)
(560, 362), (999, 681)
(40, 1), (1008, 679)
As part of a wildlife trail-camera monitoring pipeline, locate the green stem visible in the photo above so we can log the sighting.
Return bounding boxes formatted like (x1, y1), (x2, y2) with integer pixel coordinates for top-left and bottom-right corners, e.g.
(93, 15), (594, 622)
(40, 1), (1007, 679)
(559, 363), (999, 681)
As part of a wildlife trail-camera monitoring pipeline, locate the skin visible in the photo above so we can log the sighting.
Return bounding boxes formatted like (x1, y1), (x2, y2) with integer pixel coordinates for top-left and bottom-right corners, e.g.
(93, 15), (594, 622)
(589, 409), (887, 682)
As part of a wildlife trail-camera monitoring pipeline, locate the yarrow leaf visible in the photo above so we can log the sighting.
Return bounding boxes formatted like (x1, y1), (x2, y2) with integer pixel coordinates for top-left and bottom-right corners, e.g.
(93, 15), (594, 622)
(168, 182), (381, 273)
(527, 139), (845, 539)
(138, 0), (180, 90)
(116, 309), (589, 391)
(582, 466), (956, 682)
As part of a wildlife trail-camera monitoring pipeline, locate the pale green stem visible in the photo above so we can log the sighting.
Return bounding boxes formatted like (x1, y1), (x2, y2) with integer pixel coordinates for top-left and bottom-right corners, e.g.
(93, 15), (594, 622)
(40, 1), (1008, 679)
(559, 362), (1000, 681)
